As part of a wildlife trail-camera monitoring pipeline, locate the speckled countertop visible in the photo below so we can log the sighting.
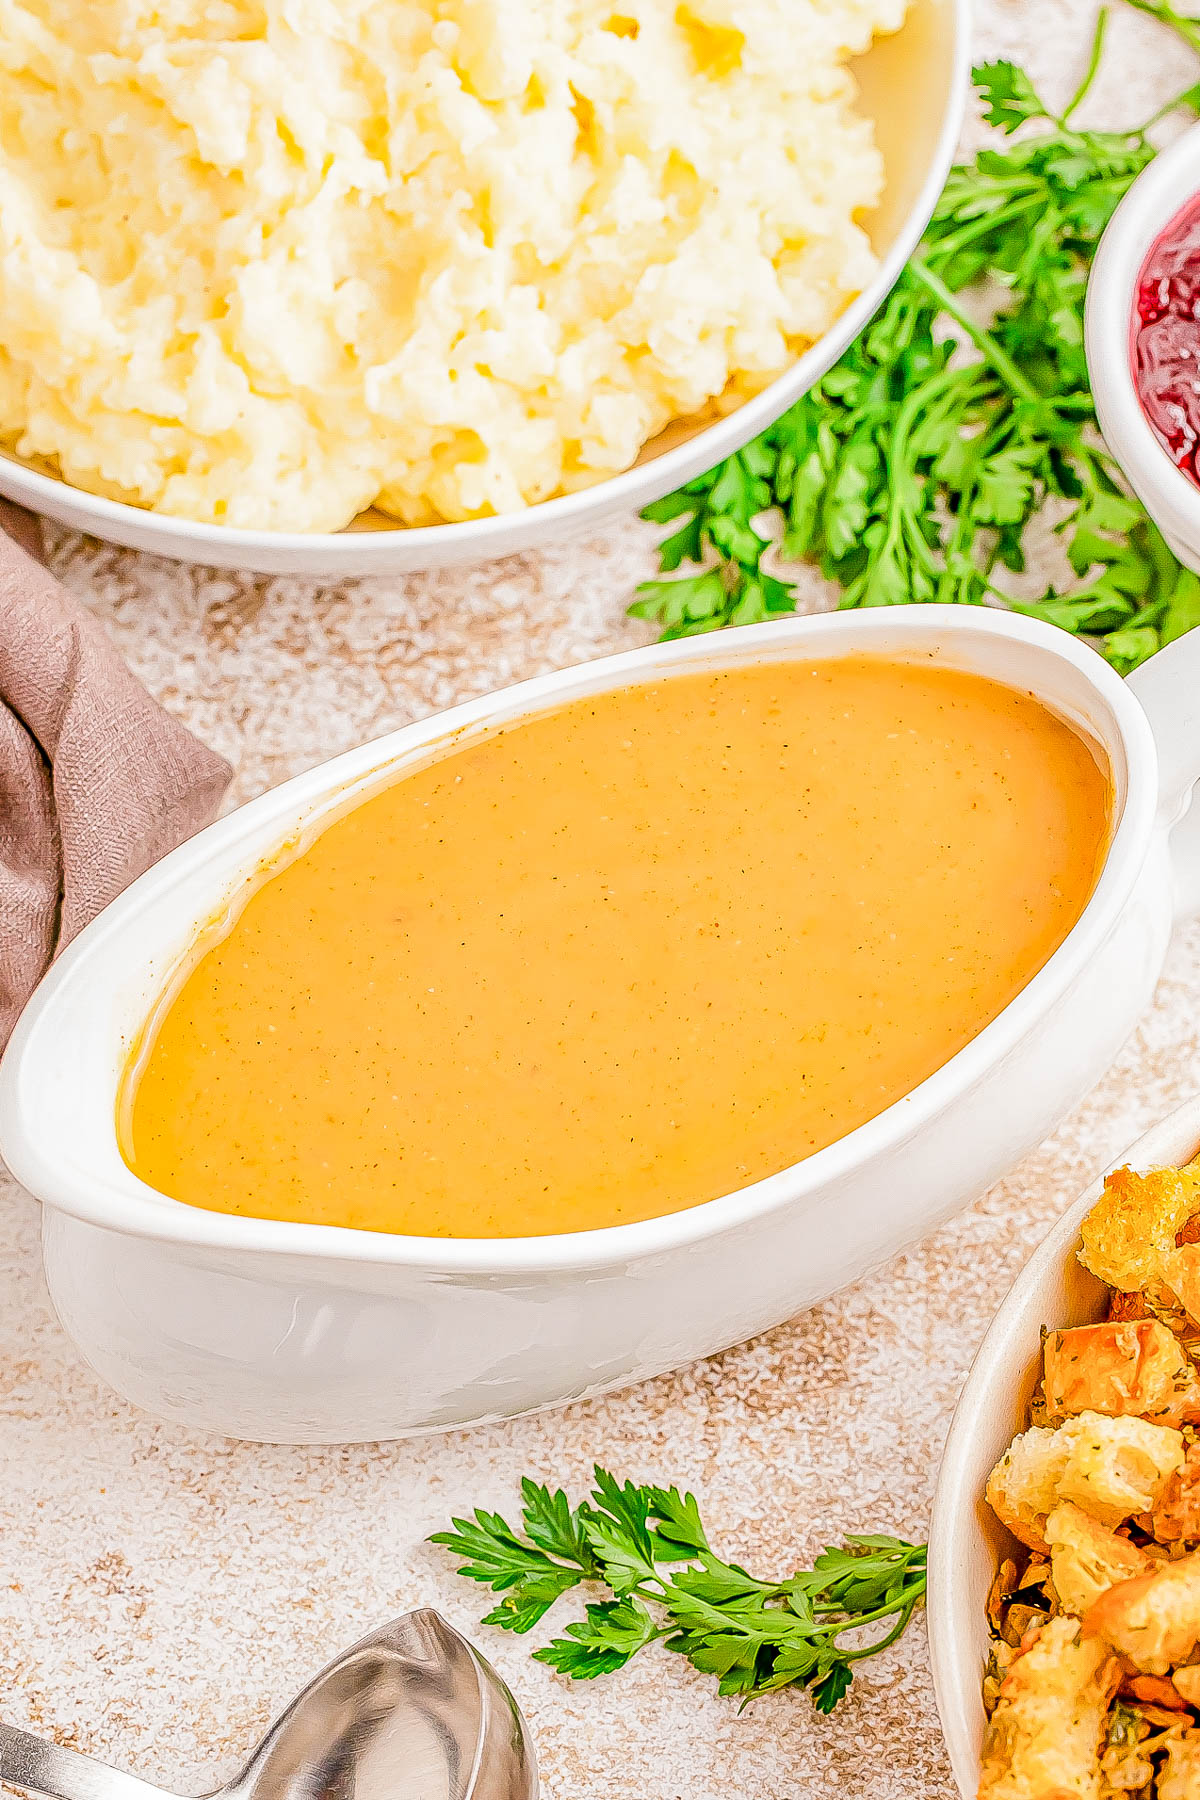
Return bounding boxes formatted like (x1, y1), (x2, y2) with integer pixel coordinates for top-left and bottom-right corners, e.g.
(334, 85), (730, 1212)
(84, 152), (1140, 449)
(3, 4), (1200, 1794)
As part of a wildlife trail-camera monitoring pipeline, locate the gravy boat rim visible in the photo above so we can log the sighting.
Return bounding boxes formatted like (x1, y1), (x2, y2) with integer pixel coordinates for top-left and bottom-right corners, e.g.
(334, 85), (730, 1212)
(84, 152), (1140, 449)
(0, 606), (1157, 1273)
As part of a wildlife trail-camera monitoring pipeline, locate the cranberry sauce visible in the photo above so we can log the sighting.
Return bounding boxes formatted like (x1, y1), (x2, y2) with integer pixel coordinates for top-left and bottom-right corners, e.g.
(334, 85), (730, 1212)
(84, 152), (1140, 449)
(1135, 193), (1200, 486)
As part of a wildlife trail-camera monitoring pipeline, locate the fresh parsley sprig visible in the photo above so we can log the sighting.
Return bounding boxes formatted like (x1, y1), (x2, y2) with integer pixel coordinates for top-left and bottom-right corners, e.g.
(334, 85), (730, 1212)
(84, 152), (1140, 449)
(632, 0), (1200, 673)
(431, 1467), (926, 1712)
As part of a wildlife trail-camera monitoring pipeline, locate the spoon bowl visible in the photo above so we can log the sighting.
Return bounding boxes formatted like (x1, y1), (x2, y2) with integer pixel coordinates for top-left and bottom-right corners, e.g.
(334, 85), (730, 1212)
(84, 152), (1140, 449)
(0, 1612), (536, 1800)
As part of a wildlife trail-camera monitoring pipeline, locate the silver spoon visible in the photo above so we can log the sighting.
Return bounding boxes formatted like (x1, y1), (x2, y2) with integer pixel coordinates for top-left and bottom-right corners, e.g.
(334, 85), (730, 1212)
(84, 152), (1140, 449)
(0, 1610), (537, 1800)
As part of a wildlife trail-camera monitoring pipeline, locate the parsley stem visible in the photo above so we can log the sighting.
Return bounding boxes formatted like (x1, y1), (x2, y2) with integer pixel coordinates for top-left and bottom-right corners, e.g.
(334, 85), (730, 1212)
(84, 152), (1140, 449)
(1062, 6), (1111, 122)
(1144, 77), (1200, 125)
(930, 192), (1044, 262)
(858, 368), (960, 601)
(906, 256), (1043, 405)
(837, 1600), (923, 1663)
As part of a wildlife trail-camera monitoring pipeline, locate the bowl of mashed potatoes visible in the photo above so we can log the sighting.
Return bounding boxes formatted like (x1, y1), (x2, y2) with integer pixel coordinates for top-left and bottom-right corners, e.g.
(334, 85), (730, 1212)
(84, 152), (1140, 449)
(0, 0), (967, 575)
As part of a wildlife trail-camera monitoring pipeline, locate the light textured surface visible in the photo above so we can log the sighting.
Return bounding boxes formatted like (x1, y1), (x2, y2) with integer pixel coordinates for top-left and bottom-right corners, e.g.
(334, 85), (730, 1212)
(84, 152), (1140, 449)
(2, 6), (1200, 1796)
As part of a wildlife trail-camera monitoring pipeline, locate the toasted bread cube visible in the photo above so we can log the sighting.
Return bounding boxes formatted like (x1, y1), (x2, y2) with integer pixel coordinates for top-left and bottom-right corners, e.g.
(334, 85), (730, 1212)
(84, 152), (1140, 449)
(1084, 1548), (1200, 1673)
(1045, 1503), (1151, 1617)
(1161, 1243), (1200, 1328)
(979, 1616), (1119, 1800)
(1171, 1666), (1200, 1705)
(987, 1426), (1076, 1551)
(1079, 1165), (1200, 1294)
(1158, 1729), (1200, 1800)
(1043, 1319), (1198, 1427)
(1151, 1444), (1200, 1545)
(1056, 1413), (1186, 1527)
(987, 1414), (1185, 1550)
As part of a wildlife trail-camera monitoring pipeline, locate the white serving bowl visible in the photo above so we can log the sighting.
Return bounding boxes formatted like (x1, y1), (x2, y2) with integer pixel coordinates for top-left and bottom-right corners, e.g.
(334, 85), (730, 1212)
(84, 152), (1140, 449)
(3, 605), (1200, 1444)
(928, 1092), (1200, 1800)
(1087, 120), (1200, 571)
(0, 0), (967, 577)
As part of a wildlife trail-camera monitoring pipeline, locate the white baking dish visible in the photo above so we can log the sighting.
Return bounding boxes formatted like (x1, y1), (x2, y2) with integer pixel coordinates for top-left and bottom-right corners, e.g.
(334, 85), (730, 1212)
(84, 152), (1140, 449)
(2, 606), (1199, 1443)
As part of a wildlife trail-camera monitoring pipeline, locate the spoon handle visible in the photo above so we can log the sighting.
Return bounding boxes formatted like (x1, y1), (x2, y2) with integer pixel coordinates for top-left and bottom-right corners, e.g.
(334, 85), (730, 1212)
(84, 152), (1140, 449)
(0, 1725), (170, 1800)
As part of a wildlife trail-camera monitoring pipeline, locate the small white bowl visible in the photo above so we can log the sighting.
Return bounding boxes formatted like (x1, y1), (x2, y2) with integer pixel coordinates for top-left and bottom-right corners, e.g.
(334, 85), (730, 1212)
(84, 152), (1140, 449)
(0, 0), (967, 577)
(4, 607), (1200, 1443)
(1087, 121), (1200, 571)
(928, 1093), (1200, 1799)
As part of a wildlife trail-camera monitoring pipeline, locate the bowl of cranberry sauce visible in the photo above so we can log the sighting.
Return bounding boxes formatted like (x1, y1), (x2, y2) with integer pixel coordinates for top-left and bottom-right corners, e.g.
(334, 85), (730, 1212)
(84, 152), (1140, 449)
(1086, 122), (1200, 573)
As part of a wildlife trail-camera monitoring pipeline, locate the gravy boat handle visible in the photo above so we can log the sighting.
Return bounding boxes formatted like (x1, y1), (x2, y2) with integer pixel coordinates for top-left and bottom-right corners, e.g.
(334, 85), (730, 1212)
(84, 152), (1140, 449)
(0, 1724), (169, 1800)
(1126, 629), (1200, 923)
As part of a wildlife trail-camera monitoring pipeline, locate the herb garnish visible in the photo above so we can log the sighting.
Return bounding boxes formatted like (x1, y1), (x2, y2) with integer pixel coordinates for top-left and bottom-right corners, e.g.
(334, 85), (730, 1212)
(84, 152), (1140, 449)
(431, 1466), (926, 1711)
(633, 0), (1200, 672)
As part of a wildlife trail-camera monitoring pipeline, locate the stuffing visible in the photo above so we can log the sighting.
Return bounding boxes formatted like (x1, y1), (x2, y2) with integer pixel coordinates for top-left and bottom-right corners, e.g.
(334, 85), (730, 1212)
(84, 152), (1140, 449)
(986, 1413), (1185, 1550)
(1157, 1729), (1200, 1800)
(1042, 1320), (1199, 1428)
(1084, 1549), (1200, 1674)
(1044, 1503), (1152, 1616)
(1078, 1164), (1200, 1295)
(982, 1160), (1200, 1800)
(979, 1616), (1120, 1800)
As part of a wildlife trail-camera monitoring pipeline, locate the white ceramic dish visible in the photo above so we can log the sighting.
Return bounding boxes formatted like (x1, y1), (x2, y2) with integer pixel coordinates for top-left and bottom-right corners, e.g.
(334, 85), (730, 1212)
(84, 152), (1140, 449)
(0, 0), (967, 577)
(928, 1091), (1200, 1800)
(1087, 120), (1200, 572)
(3, 605), (1200, 1445)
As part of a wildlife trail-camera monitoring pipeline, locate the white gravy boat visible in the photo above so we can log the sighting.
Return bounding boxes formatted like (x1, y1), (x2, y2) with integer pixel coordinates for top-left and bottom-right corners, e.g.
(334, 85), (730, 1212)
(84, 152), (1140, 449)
(2, 607), (1199, 1443)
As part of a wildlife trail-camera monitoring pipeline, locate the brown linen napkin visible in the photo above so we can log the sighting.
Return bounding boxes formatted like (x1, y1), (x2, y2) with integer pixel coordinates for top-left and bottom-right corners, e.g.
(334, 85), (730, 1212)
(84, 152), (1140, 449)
(0, 509), (232, 1049)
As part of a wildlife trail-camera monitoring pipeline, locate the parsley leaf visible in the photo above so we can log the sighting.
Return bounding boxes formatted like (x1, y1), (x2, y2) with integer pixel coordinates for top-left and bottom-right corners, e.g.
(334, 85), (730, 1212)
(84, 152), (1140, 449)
(533, 1596), (660, 1678)
(975, 59), (1053, 133)
(519, 1477), (601, 1575)
(581, 1468), (659, 1593)
(432, 1466), (926, 1711)
(634, 0), (1200, 673)
(429, 1491), (594, 1633)
(645, 1483), (711, 1560)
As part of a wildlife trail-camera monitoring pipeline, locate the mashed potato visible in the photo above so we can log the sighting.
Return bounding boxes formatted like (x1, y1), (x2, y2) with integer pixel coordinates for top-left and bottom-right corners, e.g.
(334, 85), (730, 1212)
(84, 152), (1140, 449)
(0, 0), (904, 531)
